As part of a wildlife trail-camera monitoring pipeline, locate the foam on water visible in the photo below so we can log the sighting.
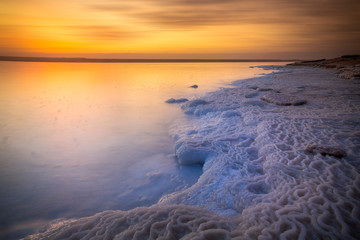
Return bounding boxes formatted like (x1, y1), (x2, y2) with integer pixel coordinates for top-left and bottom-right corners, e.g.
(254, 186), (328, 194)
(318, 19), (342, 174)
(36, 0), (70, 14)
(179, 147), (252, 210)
(25, 66), (360, 239)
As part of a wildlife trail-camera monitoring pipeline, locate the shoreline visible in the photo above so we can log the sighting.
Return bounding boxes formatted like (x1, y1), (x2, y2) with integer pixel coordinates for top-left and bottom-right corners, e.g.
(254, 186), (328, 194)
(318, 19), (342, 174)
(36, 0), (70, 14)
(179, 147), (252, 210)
(26, 61), (360, 239)
(0, 56), (297, 63)
(288, 55), (360, 80)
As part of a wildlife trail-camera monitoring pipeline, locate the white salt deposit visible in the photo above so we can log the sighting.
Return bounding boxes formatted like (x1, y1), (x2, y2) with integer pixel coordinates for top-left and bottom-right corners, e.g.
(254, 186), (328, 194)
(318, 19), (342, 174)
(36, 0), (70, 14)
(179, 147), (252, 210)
(25, 66), (360, 239)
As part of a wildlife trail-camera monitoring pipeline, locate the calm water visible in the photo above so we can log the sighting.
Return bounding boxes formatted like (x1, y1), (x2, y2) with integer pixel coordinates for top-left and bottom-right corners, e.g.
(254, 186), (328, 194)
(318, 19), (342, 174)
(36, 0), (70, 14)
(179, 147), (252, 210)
(0, 62), (273, 239)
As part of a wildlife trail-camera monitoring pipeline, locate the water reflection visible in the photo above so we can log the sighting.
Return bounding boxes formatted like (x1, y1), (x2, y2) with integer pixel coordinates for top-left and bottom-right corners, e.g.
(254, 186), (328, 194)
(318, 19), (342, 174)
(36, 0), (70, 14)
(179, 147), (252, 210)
(0, 62), (272, 239)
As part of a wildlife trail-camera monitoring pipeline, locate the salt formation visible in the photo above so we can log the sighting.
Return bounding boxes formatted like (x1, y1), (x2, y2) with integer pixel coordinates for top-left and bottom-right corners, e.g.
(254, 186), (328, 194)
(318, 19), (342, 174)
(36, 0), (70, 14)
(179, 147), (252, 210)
(26, 66), (360, 239)
(305, 144), (347, 159)
(261, 92), (307, 106)
(165, 98), (189, 104)
(25, 205), (234, 240)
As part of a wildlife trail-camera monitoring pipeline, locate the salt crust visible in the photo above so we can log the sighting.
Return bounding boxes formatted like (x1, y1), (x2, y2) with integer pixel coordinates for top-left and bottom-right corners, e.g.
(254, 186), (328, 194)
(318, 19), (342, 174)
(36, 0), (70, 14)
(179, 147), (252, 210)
(26, 66), (360, 239)
(261, 92), (307, 106)
(165, 98), (189, 104)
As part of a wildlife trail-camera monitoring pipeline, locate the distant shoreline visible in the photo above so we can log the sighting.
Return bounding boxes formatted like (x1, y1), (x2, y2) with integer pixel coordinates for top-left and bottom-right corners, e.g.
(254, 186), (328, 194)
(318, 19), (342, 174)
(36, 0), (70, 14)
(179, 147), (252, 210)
(0, 56), (297, 63)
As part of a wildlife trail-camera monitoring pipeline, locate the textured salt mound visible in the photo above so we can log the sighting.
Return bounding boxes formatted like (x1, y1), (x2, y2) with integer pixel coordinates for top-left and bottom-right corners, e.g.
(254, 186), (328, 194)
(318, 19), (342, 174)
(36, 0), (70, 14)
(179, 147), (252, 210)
(181, 99), (210, 115)
(26, 66), (360, 240)
(261, 92), (307, 106)
(305, 144), (347, 158)
(166, 98), (189, 103)
(165, 66), (360, 238)
(25, 205), (234, 240)
(221, 110), (241, 118)
(289, 55), (360, 80)
(338, 67), (360, 80)
(182, 99), (208, 108)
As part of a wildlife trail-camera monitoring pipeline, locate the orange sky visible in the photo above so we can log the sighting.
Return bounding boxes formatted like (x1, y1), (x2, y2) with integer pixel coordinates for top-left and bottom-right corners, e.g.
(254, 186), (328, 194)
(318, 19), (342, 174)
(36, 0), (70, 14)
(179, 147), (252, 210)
(0, 0), (359, 59)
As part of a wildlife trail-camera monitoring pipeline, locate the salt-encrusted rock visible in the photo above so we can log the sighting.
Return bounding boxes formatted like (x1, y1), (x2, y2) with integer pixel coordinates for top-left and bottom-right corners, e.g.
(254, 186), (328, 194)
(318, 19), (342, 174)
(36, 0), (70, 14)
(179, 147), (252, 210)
(181, 99), (208, 108)
(181, 99), (210, 115)
(221, 110), (241, 118)
(257, 87), (272, 91)
(242, 99), (266, 107)
(261, 92), (307, 106)
(305, 144), (347, 158)
(193, 107), (215, 116)
(165, 98), (189, 103)
(338, 67), (360, 79)
(245, 92), (258, 98)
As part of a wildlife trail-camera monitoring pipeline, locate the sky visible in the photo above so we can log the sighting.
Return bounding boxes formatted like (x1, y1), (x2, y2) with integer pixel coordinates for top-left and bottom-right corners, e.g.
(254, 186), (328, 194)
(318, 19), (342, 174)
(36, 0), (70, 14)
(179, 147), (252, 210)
(0, 0), (359, 59)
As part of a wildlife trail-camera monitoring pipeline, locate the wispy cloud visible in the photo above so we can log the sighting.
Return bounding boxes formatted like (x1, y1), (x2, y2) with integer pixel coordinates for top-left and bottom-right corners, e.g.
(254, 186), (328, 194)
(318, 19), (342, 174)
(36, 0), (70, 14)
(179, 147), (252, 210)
(66, 25), (141, 41)
(86, 0), (360, 53)
(89, 0), (360, 28)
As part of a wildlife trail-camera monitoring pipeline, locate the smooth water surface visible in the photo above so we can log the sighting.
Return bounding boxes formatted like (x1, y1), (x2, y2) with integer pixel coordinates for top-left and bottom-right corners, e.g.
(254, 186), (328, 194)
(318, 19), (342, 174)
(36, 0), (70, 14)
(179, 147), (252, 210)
(0, 62), (272, 239)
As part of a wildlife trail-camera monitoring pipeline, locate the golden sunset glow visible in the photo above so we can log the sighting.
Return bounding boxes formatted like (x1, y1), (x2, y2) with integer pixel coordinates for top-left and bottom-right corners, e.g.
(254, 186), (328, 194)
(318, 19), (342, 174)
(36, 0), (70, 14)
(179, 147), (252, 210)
(1, 0), (359, 59)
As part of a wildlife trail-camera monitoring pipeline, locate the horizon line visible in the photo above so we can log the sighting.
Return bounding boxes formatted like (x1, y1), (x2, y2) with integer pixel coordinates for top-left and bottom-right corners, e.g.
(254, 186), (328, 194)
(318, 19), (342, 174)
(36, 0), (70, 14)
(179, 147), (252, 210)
(0, 56), (300, 63)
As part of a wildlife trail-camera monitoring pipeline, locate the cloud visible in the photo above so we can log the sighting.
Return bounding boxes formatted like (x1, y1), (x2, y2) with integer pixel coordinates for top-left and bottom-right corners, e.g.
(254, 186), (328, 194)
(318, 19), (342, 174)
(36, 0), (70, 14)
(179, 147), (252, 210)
(99, 0), (359, 54)
(87, 0), (360, 33)
(2, 0), (359, 57)
(0, 23), (144, 42)
(66, 25), (141, 41)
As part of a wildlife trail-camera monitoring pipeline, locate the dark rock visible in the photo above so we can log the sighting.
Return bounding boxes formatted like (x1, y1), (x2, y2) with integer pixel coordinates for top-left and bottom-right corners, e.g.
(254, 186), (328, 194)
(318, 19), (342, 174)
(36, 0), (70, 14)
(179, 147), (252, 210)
(293, 100), (307, 106)
(325, 64), (337, 68)
(299, 59), (326, 64)
(341, 55), (360, 59)
(190, 85), (198, 88)
(305, 144), (347, 158)
(288, 59), (329, 67)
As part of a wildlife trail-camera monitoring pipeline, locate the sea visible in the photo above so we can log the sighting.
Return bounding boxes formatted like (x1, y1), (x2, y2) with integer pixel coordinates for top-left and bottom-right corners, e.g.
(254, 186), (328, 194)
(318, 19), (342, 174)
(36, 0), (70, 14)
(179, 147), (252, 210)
(0, 61), (276, 239)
